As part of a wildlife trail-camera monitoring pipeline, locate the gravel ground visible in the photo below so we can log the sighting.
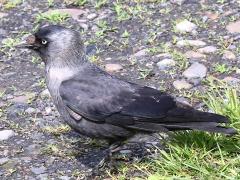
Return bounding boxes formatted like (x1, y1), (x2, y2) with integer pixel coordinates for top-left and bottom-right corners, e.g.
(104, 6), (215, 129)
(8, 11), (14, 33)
(0, 0), (240, 179)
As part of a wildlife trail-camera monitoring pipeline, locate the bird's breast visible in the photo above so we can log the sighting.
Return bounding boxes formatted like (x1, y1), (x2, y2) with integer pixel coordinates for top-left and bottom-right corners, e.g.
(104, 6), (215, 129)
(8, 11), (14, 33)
(47, 67), (76, 83)
(45, 66), (77, 104)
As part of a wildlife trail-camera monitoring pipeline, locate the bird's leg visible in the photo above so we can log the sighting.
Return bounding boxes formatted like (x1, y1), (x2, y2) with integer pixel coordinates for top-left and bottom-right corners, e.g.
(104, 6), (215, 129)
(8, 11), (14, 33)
(108, 141), (122, 156)
(96, 141), (122, 168)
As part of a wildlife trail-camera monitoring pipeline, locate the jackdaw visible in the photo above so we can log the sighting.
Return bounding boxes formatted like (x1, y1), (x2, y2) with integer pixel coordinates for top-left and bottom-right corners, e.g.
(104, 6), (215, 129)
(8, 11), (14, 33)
(17, 25), (237, 146)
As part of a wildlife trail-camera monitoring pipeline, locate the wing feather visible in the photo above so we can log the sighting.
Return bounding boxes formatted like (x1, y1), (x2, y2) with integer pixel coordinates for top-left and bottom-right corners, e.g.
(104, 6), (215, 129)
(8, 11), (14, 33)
(59, 76), (176, 127)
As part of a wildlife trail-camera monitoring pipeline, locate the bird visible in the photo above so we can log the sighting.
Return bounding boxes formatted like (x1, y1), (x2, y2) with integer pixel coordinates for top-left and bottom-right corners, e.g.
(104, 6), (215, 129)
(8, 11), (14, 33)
(17, 25), (237, 149)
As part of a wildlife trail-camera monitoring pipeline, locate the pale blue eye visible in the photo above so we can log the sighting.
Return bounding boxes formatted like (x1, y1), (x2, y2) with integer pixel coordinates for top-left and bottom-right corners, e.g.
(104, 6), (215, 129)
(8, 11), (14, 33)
(42, 39), (48, 45)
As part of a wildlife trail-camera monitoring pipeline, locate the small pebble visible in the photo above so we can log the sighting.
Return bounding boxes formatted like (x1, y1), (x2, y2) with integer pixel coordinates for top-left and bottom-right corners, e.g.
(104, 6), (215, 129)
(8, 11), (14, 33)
(226, 20), (240, 33)
(87, 13), (97, 20)
(173, 80), (193, 90)
(177, 40), (206, 47)
(176, 19), (197, 33)
(31, 166), (47, 175)
(185, 51), (206, 59)
(222, 50), (236, 60)
(157, 59), (176, 70)
(133, 49), (147, 57)
(105, 64), (123, 72)
(197, 46), (217, 54)
(0, 130), (15, 141)
(183, 62), (207, 79)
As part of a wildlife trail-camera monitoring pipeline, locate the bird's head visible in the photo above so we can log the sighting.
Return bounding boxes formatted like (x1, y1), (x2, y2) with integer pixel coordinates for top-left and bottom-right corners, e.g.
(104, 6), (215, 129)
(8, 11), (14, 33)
(17, 25), (86, 66)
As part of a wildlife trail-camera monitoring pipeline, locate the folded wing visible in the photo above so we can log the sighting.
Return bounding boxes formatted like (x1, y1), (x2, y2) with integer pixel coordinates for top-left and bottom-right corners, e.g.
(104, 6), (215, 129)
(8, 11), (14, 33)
(59, 75), (236, 135)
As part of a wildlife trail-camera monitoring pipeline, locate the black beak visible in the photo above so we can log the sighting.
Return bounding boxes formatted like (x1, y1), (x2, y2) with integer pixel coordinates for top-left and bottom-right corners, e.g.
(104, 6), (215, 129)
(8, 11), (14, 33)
(15, 35), (39, 49)
(15, 41), (34, 48)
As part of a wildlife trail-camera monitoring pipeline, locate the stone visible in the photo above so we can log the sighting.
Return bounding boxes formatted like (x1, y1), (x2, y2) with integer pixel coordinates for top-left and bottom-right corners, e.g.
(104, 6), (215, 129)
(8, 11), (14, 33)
(87, 13), (97, 20)
(197, 46), (217, 54)
(223, 77), (240, 85)
(79, 23), (88, 30)
(0, 158), (9, 165)
(175, 19), (197, 33)
(0, 101), (4, 108)
(226, 20), (240, 33)
(157, 59), (176, 70)
(189, 78), (202, 86)
(25, 144), (42, 155)
(5, 94), (14, 100)
(40, 89), (51, 99)
(45, 107), (52, 115)
(0, 63), (7, 72)
(0, 28), (7, 37)
(170, 0), (186, 5)
(173, 80), (193, 90)
(236, 69), (240, 74)
(20, 157), (32, 163)
(11, 92), (36, 104)
(37, 174), (48, 180)
(12, 95), (28, 103)
(77, 19), (87, 23)
(105, 57), (112, 61)
(0, 13), (7, 19)
(177, 40), (206, 47)
(133, 49), (147, 57)
(205, 11), (219, 20)
(59, 176), (71, 180)
(31, 166), (47, 175)
(0, 130), (15, 141)
(146, 62), (154, 68)
(96, 9), (112, 20)
(120, 150), (132, 154)
(176, 97), (191, 106)
(222, 50), (236, 60)
(1, 159), (18, 170)
(234, 35), (240, 41)
(105, 64), (123, 72)
(7, 103), (28, 118)
(45, 9), (85, 21)
(185, 51), (206, 59)
(86, 45), (97, 55)
(155, 53), (172, 58)
(183, 62), (207, 79)
(223, 10), (234, 16)
(25, 107), (36, 114)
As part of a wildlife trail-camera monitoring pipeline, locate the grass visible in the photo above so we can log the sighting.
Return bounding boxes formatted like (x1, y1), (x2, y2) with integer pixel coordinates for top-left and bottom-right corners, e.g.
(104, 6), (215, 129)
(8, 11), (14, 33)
(1, 37), (20, 49)
(64, 0), (88, 6)
(0, 37), (20, 57)
(36, 11), (70, 24)
(114, 2), (131, 21)
(94, 0), (108, 9)
(110, 78), (240, 179)
(47, 0), (54, 7)
(43, 124), (71, 136)
(204, 77), (240, 128)
(138, 68), (152, 79)
(88, 54), (101, 64)
(3, 0), (22, 9)
(214, 63), (230, 74)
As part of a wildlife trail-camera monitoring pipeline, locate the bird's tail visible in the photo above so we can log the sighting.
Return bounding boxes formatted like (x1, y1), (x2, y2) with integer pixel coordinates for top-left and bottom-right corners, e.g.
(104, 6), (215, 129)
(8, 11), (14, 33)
(162, 107), (237, 135)
(129, 107), (237, 135)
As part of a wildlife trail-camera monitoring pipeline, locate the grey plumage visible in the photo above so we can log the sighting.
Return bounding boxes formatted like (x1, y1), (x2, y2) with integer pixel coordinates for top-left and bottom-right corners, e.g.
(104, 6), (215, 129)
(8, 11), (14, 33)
(19, 25), (237, 143)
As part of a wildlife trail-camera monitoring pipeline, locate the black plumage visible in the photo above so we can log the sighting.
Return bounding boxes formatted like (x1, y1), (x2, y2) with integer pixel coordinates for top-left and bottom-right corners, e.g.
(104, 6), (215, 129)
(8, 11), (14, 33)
(17, 25), (237, 144)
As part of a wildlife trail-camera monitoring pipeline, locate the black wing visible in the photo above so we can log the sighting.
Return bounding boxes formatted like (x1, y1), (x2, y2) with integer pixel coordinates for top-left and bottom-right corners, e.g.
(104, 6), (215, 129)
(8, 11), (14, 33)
(59, 72), (236, 135)
(59, 73), (175, 128)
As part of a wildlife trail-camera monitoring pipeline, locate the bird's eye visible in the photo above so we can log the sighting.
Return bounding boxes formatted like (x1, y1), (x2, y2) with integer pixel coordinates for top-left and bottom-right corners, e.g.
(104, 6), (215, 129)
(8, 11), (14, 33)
(41, 39), (48, 45)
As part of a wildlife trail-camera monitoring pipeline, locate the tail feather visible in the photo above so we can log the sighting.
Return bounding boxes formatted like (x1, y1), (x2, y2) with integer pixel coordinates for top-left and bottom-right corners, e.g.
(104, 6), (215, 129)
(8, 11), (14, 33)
(162, 122), (237, 135)
(166, 107), (229, 123)
(127, 107), (237, 135)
